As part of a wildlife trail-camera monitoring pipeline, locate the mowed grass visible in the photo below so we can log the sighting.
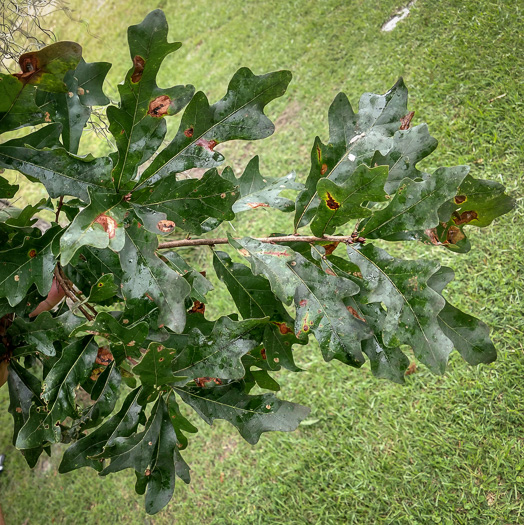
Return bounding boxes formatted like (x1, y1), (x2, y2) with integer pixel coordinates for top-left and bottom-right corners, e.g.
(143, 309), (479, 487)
(1, 0), (523, 523)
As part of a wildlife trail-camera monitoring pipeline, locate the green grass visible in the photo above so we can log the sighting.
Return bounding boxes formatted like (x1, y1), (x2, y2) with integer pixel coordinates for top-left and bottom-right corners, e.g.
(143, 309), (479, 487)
(1, 0), (523, 523)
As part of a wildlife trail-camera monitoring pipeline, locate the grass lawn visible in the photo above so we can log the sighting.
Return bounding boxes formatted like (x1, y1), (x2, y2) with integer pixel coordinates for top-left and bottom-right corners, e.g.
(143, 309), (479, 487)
(0, 0), (523, 523)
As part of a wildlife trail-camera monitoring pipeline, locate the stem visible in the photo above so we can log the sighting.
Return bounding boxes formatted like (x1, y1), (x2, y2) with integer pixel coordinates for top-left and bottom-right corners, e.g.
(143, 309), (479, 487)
(54, 266), (94, 322)
(55, 195), (64, 223)
(158, 234), (363, 250)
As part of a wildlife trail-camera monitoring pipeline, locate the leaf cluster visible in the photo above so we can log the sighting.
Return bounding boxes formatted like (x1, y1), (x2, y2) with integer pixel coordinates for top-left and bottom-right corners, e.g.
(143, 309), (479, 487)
(0, 10), (514, 514)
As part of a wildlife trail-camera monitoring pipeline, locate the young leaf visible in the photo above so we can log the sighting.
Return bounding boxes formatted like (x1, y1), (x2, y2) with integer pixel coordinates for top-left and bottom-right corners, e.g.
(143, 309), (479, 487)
(174, 381), (310, 445)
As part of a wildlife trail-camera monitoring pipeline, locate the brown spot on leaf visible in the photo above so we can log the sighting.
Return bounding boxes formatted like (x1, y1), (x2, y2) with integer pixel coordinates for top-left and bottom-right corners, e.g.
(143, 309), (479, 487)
(247, 202), (270, 209)
(90, 367), (104, 381)
(94, 214), (118, 239)
(238, 248), (249, 257)
(157, 219), (175, 233)
(446, 226), (465, 244)
(44, 112), (52, 122)
(325, 267), (336, 276)
(15, 406), (22, 413)
(275, 322), (293, 335)
(320, 164), (328, 175)
(424, 228), (442, 246)
(263, 250), (290, 257)
(95, 347), (114, 366)
(454, 195), (467, 204)
(13, 54), (39, 82)
(405, 362), (417, 376)
(184, 127), (194, 138)
(77, 87), (85, 96)
(194, 377), (222, 387)
(325, 192), (340, 210)
(347, 306), (365, 322)
(148, 95), (171, 117)
(131, 56), (145, 83)
(27, 249), (37, 258)
(189, 300), (205, 315)
(195, 138), (218, 151)
(323, 242), (339, 256)
(400, 111), (415, 130)
(261, 348), (267, 359)
(299, 299), (307, 307)
(145, 469), (151, 476)
(453, 210), (478, 225)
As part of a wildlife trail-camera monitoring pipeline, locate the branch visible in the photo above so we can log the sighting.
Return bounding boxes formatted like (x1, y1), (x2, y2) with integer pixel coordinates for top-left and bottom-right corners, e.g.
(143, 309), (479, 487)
(53, 266), (95, 322)
(157, 234), (365, 250)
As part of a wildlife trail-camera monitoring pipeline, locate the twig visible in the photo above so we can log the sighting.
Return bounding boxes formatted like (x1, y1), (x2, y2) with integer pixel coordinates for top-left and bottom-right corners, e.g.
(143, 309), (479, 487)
(157, 234), (364, 250)
(54, 266), (94, 321)
(55, 195), (64, 223)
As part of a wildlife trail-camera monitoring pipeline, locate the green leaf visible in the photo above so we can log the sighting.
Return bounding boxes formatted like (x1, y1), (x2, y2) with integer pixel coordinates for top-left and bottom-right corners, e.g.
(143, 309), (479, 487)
(162, 251), (213, 303)
(170, 316), (269, 384)
(108, 10), (194, 190)
(433, 174), (515, 252)
(0, 137), (113, 202)
(9, 311), (83, 357)
(428, 266), (496, 365)
(71, 312), (148, 363)
(175, 381), (310, 445)
(0, 225), (61, 307)
(133, 341), (183, 387)
(79, 361), (122, 430)
(359, 166), (469, 239)
(59, 387), (143, 473)
(0, 176), (18, 199)
(375, 124), (438, 193)
(16, 336), (98, 448)
(295, 79), (411, 229)
(73, 58), (112, 107)
(7, 361), (47, 467)
(346, 243), (452, 374)
(98, 396), (188, 515)
(131, 168), (238, 234)
(213, 250), (304, 371)
(0, 74), (54, 132)
(222, 156), (303, 213)
(13, 41), (82, 93)
(136, 67), (292, 187)
(310, 164), (389, 237)
(119, 221), (191, 332)
(85, 274), (119, 304)
(60, 189), (125, 265)
(166, 392), (198, 449)
(233, 237), (372, 366)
